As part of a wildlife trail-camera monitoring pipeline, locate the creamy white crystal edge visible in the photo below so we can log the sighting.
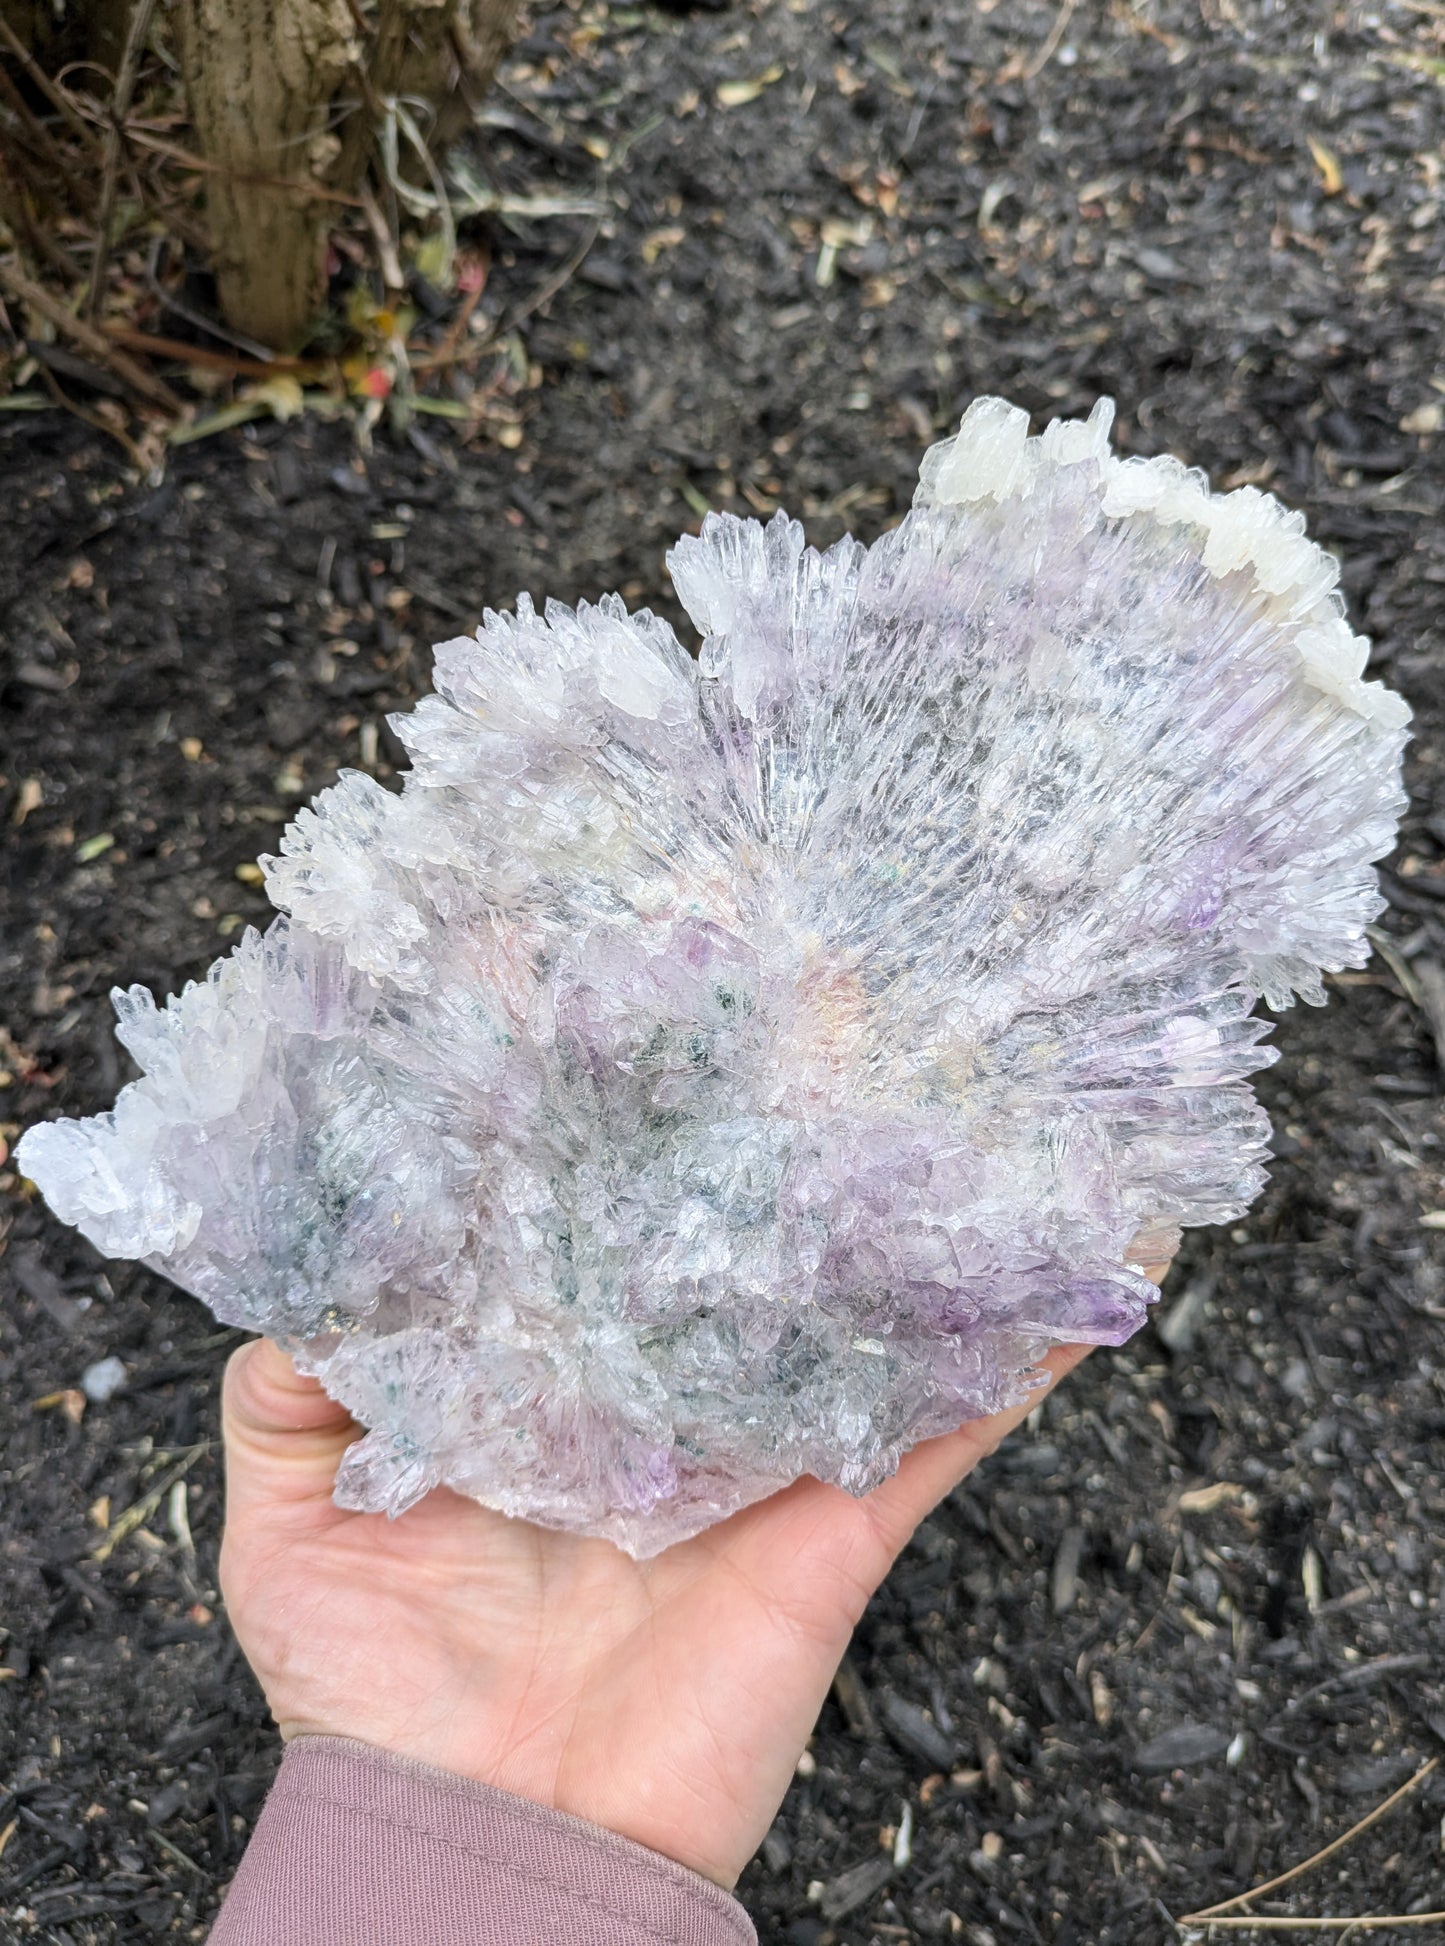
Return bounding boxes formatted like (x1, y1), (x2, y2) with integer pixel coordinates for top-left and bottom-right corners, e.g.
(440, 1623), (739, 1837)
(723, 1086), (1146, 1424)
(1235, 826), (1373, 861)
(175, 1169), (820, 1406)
(915, 395), (1411, 732)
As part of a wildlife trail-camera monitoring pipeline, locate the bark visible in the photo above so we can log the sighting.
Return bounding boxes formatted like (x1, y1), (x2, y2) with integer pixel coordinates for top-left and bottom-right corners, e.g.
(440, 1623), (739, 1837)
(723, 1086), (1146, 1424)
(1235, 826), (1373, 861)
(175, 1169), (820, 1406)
(175, 0), (521, 349)
(173, 0), (359, 348)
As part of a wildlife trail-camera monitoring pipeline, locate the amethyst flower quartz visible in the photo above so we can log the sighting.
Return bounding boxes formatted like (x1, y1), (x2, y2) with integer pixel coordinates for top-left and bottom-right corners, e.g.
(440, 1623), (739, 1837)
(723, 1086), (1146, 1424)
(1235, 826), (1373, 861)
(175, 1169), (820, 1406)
(18, 400), (1409, 1554)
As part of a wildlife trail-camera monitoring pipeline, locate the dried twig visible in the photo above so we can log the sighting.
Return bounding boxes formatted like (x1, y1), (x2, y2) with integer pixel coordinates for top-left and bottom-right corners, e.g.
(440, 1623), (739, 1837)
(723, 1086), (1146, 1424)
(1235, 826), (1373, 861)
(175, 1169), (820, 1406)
(93, 1444), (208, 1562)
(1409, 957), (1445, 1070)
(33, 357), (133, 457)
(359, 182), (406, 295)
(0, 15), (99, 147)
(485, 213), (600, 337)
(423, 244), (487, 365)
(0, 61), (87, 189)
(1366, 924), (1424, 1008)
(143, 234), (279, 361)
(437, 149), (605, 221)
(411, 216), (599, 374)
(86, 0), (159, 316)
(87, 122), (364, 204)
(1184, 1915), (1445, 1933)
(102, 320), (312, 376)
(1181, 1756), (1440, 1925)
(401, 99), (456, 283)
(1131, 1539), (1183, 1653)
(147, 1827), (205, 1876)
(1024, 0), (1080, 78)
(1366, 924), (1445, 1067)
(0, 256), (182, 411)
(0, 139), (86, 281)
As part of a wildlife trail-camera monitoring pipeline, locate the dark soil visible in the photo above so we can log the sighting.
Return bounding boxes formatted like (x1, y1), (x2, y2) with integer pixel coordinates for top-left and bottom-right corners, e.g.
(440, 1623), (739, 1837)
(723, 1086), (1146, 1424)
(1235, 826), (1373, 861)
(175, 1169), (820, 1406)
(4, 1), (1445, 1940)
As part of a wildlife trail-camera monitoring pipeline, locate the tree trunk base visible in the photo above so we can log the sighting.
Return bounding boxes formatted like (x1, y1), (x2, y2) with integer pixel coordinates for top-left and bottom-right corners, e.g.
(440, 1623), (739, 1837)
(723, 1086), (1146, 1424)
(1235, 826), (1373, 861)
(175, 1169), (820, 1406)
(175, 0), (521, 349)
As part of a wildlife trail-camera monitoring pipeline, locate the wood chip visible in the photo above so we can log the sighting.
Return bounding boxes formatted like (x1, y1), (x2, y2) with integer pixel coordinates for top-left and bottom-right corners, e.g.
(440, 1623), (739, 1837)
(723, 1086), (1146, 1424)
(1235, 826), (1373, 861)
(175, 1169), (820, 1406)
(717, 65), (784, 107)
(10, 777), (44, 826)
(1308, 135), (1344, 195)
(1177, 1481), (1243, 1514)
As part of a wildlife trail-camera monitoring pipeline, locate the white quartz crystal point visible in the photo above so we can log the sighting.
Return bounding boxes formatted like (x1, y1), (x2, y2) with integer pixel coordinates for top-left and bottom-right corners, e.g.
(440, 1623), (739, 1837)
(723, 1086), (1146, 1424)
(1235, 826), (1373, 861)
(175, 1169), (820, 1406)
(16, 397), (1409, 1557)
(918, 395), (1408, 731)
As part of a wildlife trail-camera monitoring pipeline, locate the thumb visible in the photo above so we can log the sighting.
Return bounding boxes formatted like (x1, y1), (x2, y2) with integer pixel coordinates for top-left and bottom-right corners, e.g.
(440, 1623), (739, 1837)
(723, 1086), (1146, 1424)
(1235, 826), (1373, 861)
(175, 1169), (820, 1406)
(222, 1338), (360, 1515)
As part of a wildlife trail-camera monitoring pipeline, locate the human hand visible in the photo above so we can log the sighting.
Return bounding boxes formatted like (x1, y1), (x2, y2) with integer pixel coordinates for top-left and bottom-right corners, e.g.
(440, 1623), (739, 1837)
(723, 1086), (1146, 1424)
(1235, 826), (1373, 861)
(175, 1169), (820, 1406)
(219, 1264), (1169, 1890)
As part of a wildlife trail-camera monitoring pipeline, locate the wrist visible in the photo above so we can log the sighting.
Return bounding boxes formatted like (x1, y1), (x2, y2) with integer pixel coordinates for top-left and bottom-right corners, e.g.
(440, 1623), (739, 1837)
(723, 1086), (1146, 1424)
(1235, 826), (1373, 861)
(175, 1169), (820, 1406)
(216, 1736), (758, 1945)
(267, 1705), (758, 1889)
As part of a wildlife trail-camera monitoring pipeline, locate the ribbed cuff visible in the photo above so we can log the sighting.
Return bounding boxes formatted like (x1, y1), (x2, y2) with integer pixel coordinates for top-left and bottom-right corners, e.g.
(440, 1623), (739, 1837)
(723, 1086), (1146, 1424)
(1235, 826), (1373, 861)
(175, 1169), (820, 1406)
(208, 1735), (757, 1946)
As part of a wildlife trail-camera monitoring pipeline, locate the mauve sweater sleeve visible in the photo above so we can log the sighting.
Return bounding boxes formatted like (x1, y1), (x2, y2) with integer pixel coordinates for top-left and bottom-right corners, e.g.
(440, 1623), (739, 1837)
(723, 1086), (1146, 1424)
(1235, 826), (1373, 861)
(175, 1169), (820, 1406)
(207, 1736), (758, 1946)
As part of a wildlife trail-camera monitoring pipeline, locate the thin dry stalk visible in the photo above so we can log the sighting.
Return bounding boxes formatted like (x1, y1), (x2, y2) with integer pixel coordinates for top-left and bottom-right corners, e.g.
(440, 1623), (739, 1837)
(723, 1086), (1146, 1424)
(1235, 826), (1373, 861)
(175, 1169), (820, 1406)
(131, 183), (212, 255)
(424, 242), (487, 364)
(93, 1446), (208, 1562)
(0, 257), (181, 410)
(1366, 926), (1424, 1009)
(358, 181), (406, 294)
(70, 118), (364, 204)
(411, 214), (598, 374)
(143, 235), (279, 360)
(1184, 1915), (1445, 1933)
(1024, 0), (1079, 78)
(0, 15), (99, 148)
(1181, 1756), (1440, 1924)
(1130, 1539), (1183, 1654)
(102, 320), (311, 375)
(86, 0), (159, 315)
(0, 146), (85, 280)
(34, 359), (154, 467)
(388, 96), (455, 278)
(494, 217), (599, 331)
(1409, 957), (1445, 1069)
(0, 62), (83, 185)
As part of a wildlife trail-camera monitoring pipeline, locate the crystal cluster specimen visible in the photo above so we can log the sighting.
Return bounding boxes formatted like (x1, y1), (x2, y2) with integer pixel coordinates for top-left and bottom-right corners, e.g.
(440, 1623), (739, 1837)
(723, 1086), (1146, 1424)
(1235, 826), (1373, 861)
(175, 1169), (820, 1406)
(19, 400), (1409, 1554)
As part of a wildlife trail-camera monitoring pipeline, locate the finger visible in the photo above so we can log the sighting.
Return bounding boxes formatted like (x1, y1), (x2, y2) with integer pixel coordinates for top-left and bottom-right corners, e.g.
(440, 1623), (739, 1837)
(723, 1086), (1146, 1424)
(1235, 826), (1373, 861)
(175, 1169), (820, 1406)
(862, 1343), (1092, 1555)
(222, 1338), (360, 1513)
(862, 1259), (1174, 1554)
(715, 1343), (1092, 1614)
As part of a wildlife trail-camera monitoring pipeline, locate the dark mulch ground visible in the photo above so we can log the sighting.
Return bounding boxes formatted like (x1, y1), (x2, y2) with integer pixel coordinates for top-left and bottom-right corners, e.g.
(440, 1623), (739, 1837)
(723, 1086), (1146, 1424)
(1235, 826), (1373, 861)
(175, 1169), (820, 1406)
(4, 1), (1445, 1939)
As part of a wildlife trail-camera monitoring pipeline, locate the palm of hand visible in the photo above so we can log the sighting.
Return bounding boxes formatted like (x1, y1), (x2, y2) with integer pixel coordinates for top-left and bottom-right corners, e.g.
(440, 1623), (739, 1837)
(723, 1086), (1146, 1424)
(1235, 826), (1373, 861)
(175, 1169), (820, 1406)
(220, 1335), (1099, 1887)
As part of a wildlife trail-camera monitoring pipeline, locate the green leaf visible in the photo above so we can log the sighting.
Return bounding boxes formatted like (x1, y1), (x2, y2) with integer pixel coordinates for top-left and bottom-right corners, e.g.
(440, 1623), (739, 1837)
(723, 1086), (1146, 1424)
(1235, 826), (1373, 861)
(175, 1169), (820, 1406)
(169, 399), (267, 445)
(411, 396), (477, 420)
